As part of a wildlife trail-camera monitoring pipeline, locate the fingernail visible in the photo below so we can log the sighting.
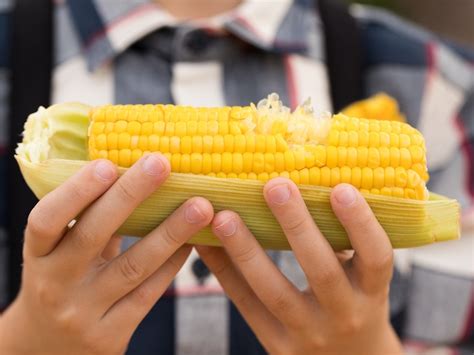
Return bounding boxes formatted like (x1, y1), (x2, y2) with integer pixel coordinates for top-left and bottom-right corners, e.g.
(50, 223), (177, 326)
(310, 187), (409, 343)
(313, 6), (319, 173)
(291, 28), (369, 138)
(142, 154), (165, 176)
(267, 183), (291, 205)
(95, 160), (115, 181)
(185, 203), (206, 224)
(215, 218), (237, 237)
(335, 184), (357, 206)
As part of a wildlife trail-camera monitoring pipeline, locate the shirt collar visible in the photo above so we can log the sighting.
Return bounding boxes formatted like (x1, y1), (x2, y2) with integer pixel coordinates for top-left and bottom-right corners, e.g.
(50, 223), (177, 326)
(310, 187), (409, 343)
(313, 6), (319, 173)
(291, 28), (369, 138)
(66, 0), (309, 72)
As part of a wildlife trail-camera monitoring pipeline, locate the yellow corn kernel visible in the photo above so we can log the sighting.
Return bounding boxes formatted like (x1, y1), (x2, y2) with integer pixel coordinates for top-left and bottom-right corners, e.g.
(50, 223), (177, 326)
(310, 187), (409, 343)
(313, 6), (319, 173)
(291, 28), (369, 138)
(253, 153), (265, 174)
(320, 167), (331, 187)
(357, 147), (368, 167)
(373, 167), (385, 189)
(294, 150), (305, 170)
(368, 147), (380, 168)
(385, 167), (395, 187)
(395, 167), (407, 187)
(361, 167), (373, 190)
(305, 166), (319, 185)
(119, 149), (131, 167)
(331, 168), (341, 186)
(211, 153), (221, 173)
(181, 154), (191, 173)
(400, 148), (412, 169)
(314, 145), (326, 167)
(222, 152), (232, 174)
(284, 151), (295, 171)
(290, 170), (300, 184)
(327, 146), (338, 168)
(171, 153), (181, 171)
(300, 168), (309, 184)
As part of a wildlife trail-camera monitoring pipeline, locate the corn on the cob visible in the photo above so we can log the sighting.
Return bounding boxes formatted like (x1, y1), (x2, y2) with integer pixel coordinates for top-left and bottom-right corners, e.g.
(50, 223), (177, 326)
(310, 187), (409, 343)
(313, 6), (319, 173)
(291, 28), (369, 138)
(342, 93), (407, 122)
(15, 95), (460, 250)
(88, 94), (429, 200)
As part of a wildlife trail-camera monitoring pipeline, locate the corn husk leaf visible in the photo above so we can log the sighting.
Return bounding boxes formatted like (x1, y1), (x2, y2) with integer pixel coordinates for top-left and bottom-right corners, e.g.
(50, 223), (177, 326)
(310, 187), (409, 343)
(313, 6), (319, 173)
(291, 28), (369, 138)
(16, 156), (460, 250)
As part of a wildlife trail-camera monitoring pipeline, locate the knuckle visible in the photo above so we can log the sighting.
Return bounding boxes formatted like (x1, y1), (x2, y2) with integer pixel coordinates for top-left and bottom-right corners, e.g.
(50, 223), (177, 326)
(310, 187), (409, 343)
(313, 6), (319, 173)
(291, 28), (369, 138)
(36, 279), (62, 309)
(27, 208), (53, 238)
(82, 331), (109, 355)
(133, 284), (154, 304)
(72, 223), (98, 249)
(68, 180), (86, 202)
(233, 291), (253, 310)
(162, 224), (183, 248)
(305, 334), (327, 349)
(55, 305), (83, 334)
(269, 289), (291, 312)
(282, 216), (308, 237)
(338, 314), (364, 335)
(117, 255), (145, 283)
(344, 205), (374, 230)
(115, 179), (137, 204)
(313, 267), (340, 288)
(212, 260), (231, 278)
(270, 342), (293, 355)
(233, 245), (258, 264)
(365, 250), (393, 273)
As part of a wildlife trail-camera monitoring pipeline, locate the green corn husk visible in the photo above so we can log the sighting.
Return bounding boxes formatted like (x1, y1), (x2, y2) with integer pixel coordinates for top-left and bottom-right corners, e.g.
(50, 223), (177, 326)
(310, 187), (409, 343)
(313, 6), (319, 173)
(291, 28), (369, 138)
(15, 103), (461, 251)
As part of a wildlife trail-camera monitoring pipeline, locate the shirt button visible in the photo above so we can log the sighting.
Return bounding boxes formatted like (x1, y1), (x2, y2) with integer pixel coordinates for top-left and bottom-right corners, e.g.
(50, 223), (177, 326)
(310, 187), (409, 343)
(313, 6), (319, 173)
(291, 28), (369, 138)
(192, 257), (210, 284)
(184, 31), (210, 55)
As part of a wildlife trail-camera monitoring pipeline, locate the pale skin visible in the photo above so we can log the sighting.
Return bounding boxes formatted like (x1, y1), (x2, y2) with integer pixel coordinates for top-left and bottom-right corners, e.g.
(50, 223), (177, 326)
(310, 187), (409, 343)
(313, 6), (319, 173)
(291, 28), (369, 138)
(196, 179), (403, 354)
(0, 1), (403, 354)
(0, 155), (215, 354)
(0, 154), (402, 355)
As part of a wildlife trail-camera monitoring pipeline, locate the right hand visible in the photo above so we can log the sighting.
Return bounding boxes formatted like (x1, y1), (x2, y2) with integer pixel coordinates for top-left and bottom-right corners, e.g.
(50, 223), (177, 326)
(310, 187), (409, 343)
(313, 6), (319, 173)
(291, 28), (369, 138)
(0, 154), (213, 355)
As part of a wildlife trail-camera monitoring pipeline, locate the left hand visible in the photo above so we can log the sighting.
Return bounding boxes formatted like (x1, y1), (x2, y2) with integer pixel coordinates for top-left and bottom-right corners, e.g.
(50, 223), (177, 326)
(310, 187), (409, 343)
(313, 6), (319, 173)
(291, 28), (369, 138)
(196, 179), (403, 355)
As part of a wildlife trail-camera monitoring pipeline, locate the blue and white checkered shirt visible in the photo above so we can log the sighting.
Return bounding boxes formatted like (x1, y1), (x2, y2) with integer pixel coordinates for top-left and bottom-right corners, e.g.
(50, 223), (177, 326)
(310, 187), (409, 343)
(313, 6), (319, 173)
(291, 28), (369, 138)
(0, 1), (473, 354)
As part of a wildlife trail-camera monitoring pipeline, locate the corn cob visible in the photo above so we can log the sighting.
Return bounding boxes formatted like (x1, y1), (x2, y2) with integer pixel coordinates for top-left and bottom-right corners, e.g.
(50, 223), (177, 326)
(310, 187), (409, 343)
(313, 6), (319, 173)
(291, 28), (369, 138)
(342, 92), (406, 122)
(88, 94), (429, 200)
(15, 95), (460, 250)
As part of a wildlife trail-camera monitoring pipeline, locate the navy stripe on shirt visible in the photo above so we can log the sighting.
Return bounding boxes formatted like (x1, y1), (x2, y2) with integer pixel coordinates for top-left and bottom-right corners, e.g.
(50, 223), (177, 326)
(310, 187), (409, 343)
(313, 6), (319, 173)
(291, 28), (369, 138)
(0, 12), (10, 67)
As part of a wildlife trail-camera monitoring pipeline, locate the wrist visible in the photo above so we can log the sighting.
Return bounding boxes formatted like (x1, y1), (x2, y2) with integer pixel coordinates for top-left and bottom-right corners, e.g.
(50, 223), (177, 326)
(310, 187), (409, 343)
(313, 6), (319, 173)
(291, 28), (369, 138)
(0, 303), (33, 355)
(371, 323), (403, 355)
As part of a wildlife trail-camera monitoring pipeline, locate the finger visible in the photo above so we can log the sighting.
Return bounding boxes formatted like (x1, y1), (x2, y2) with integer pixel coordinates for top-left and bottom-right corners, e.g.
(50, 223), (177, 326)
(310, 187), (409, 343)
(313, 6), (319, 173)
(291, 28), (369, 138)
(330, 184), (394, 293)
(92, 197), (213, 307)
(335, 250), (354, 264)
(196, 245), (286, 350)
(55, 153), (170, 267)
(102, 245), (192, 332)
(101, 235), (123, 261)
(212, 211), (308, 328)
(25, 160), (117, 257)
(263, 178), (353, 310)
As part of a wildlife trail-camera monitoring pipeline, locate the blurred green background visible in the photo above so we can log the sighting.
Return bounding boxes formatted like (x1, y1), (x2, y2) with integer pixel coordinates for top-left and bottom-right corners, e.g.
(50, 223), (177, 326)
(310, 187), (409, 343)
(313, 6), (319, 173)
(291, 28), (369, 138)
(347, 0), (474, 48)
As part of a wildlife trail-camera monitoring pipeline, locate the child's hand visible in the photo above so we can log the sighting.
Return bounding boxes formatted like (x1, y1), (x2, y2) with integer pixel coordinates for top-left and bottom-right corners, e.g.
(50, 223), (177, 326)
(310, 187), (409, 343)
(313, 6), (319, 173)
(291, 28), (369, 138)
(197, 179), (403, 355)
(0, 154), (213, 355)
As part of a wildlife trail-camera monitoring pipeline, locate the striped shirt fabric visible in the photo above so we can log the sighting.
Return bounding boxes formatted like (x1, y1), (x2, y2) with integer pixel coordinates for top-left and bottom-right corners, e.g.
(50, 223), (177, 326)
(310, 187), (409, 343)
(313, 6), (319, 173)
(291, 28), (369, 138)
(1, 1), (474, 354)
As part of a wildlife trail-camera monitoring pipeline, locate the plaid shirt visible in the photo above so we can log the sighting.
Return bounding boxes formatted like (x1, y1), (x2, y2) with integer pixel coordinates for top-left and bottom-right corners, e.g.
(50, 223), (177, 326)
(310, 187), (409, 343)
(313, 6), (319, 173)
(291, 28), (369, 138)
(1, 1), (473, 354)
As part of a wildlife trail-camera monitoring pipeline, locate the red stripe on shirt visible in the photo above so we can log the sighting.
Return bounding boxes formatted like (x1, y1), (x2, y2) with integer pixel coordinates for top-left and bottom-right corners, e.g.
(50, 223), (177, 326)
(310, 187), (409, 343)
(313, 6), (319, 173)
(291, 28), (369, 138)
(459, 282), (474, 341)
(284, 55), (298, 110)
(454, 117), (474, 202)
(234, 15), (265, 42)
(425, 42), (437, 86)
(85, 2), (159, 50)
